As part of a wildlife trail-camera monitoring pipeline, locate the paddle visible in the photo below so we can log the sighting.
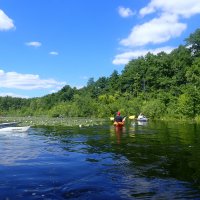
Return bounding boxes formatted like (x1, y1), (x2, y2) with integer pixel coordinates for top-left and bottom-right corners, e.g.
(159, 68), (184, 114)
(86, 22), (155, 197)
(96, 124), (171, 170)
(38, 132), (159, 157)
(122, 116), (126, 122)
(110, 115), (135, 121)
(128, 115), (135, 119)
(110, 117), (114, 121)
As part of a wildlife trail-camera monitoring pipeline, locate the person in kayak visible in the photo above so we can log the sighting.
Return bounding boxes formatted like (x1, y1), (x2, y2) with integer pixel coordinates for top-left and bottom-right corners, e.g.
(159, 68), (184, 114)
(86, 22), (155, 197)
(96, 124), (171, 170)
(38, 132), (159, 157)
(114, 111), (123, 122)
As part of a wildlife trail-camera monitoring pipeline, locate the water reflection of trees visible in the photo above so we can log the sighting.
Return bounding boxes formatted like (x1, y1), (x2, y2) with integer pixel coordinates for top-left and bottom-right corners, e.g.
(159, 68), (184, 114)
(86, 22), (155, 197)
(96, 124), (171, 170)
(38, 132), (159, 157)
(114, 121), (200, 186)
(86, 122), (200, 186)
(42, 122), (200, 186)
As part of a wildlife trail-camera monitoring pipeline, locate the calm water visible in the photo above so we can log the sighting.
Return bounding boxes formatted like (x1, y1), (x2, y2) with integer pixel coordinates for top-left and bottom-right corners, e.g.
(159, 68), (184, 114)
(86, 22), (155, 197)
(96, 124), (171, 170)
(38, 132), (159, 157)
(0, 121), (200, 199)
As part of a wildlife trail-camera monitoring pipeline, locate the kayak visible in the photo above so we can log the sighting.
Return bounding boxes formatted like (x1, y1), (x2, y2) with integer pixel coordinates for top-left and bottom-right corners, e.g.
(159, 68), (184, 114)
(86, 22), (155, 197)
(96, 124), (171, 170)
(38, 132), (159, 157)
(113, 121), (124, 127)
(0, 122), (19, 127)
(137, 116), (148, 122)
(0, 126), (30, 132)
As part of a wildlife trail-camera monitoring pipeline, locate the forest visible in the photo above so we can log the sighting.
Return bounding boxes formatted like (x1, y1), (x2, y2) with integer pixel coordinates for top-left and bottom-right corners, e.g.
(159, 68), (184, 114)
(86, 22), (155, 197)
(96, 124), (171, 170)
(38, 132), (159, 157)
(1, 28), (200, 120)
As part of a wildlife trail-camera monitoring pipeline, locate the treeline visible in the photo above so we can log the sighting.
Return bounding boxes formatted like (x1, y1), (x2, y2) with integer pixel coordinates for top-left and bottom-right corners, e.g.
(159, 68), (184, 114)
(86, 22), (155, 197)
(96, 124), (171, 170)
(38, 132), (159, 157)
(1, 28), (200, 120)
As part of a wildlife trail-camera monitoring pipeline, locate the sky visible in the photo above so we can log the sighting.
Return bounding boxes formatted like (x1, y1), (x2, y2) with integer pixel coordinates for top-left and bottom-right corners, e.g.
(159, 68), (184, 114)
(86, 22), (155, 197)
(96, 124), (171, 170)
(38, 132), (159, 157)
(0, 0), (200, 98)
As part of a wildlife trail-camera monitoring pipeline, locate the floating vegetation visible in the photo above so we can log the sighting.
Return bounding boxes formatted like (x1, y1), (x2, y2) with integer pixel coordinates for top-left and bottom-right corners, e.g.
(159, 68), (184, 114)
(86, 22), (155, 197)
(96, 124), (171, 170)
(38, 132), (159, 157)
(0, 116), (106, 127)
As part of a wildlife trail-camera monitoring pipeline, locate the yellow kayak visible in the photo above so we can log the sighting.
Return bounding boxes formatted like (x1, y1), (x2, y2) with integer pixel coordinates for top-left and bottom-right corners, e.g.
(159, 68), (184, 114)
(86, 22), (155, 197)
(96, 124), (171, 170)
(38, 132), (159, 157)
(113, 121), (125, 127)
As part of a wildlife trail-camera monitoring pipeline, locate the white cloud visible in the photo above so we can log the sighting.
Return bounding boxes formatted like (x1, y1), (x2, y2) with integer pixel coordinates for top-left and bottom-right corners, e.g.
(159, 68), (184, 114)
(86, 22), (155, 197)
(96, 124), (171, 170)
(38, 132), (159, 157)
(74, 85), (84, 89)
(112, 46), (175, 65)
(113, 1), (200, 66)
(0, 69), (66, 90)
(49, 86), (63, 94)
(49, 90), (57, 94)
(0, 10), (15, 31)
(25, 41), (42, 47)
(118, 6), (135, 18)
(0, 92), (29, 98)
(120, 13), (186, 47)
(49, 51), (59, 55)
(140, 0), (200, 18)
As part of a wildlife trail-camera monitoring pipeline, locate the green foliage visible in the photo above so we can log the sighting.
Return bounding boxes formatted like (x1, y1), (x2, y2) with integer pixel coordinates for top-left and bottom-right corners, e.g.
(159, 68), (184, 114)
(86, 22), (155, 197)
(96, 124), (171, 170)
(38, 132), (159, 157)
(141, 99), (165, 119)
(57, 85), (74, 101)
(183, 85), (200, 117)
(170, 45), (192, 86)
(185, 28), (200, 57)
(186, 58), (200, 87)
(49, 102), (68, 117)
(108, 70), (120, 93)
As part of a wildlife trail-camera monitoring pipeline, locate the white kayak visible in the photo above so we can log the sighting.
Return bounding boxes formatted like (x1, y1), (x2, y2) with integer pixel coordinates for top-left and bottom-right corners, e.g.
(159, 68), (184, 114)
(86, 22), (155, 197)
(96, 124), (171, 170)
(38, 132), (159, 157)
(137, 115), (148, 122)
(0, 122), (19, 127)
(0, 126), (30, 132)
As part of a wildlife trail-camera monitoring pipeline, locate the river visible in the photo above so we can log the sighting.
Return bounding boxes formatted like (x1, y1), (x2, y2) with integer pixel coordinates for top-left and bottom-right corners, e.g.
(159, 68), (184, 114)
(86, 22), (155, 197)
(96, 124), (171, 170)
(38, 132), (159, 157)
(0, 120), (200, 199)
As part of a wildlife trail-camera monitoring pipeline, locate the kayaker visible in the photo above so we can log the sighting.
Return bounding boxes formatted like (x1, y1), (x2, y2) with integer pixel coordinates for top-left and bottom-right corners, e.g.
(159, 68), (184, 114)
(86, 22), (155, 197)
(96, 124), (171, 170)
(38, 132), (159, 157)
(114, 111), (123, 122)
(138, 113), (144, 118)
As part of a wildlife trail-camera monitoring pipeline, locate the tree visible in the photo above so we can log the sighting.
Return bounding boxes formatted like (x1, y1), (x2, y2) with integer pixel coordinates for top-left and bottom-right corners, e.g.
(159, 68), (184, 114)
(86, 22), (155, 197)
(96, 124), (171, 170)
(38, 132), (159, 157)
(170, 45), (192, 87)
(108, 70), (120, 93)
(95, 76), (108, 93)
(87, 77), (95, 87)
(186, 58), (200, 87)
(58, 85), (74, 101)
(179, 85), (200, 117)
(185, 28), (200, 57)
(120, 57), (146, 95)
(141, 99), (165, 119)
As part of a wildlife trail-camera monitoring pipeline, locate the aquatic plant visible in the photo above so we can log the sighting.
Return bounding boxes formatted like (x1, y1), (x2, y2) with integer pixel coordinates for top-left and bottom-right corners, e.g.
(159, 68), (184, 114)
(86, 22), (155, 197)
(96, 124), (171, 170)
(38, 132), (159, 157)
(0, 116), (106, 127)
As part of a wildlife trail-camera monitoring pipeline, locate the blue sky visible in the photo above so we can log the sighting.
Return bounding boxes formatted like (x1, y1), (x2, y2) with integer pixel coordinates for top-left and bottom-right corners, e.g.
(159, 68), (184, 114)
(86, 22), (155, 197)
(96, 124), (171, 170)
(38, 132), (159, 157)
(0, 0), (200, 98)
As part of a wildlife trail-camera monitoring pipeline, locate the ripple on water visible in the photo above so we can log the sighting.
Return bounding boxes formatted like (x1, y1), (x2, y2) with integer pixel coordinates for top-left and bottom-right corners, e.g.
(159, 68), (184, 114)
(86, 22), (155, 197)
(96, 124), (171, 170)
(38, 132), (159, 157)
(61, 184), (104, 199)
